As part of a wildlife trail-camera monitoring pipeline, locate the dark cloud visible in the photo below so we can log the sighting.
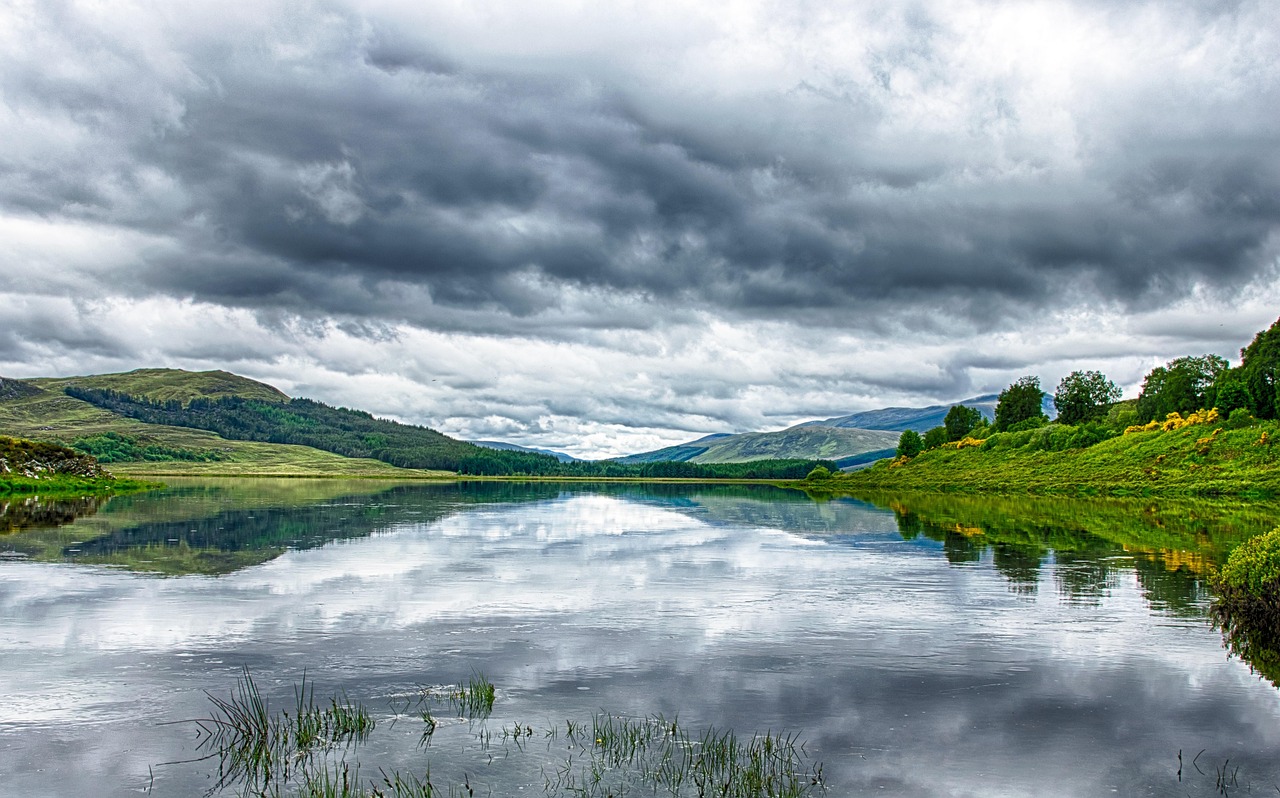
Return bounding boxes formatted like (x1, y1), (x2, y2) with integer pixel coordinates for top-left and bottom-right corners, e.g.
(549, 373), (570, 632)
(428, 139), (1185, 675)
(2, 0), (1279, 454)
(5, 0), (1276, 336)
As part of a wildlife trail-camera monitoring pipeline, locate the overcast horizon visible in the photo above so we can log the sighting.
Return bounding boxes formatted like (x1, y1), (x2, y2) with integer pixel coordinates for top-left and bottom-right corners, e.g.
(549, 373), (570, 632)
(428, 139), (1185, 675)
(3, 0), (1278, 458)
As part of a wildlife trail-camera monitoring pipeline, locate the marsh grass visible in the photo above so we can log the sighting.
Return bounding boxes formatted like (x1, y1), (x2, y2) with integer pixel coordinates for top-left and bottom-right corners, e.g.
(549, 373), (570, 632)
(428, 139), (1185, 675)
(183, 667), (374, 793)
(175, 670), (827, 797)
(548, 713), (825, 798)
(448, 674), (496, 720)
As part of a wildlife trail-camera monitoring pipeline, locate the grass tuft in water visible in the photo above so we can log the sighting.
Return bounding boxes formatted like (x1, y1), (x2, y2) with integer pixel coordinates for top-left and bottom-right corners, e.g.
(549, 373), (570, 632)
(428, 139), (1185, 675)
(447, 673), (496, 720)
(187, 666), (375, 793)
(174, 670), (826, 797)
(550, 712), (825, 797)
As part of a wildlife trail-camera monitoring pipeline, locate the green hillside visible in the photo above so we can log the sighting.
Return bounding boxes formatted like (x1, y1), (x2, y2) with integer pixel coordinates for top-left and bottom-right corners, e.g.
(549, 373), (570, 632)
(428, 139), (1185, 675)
(817, 415), (1280, 498)
(617, 434), (733, 464)
(0, 376), (440, 478)
(32, 368), (289, 405)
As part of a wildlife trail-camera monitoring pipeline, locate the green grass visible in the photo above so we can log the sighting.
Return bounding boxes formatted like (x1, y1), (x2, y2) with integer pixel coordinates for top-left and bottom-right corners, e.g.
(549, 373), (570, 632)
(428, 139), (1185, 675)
(823, 418), (1280, 498)
(30, 367), (289, 405)
(182, 667), (375, 794)
(0, 379), (449, 478)
(551, 712), (823, 798)
(0, 473), (157, 497)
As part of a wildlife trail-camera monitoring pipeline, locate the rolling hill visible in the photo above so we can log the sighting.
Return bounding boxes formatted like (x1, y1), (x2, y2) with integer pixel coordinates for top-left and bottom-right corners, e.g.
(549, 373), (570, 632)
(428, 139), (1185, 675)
(29, 368), (290, 405)
(0, 368), (833, 479)
(0, 371), (434, 478)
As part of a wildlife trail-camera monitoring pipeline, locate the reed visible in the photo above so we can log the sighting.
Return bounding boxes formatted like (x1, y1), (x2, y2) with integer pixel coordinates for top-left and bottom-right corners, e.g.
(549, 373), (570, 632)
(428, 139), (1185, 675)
(447, 673), (496, 720)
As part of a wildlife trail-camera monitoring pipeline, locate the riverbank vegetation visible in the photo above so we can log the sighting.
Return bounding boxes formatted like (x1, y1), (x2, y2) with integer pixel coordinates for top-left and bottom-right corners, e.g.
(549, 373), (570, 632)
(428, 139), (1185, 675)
(829, 412), (1279, 497)
(1212, 527), (1280, 686)
(813, 315), (1280, 498)
(0, 435), (155, 497)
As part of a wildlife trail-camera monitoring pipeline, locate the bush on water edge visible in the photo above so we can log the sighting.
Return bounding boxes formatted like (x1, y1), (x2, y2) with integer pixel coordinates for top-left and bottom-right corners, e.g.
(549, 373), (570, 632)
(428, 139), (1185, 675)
(1212, 527), (1280, 687)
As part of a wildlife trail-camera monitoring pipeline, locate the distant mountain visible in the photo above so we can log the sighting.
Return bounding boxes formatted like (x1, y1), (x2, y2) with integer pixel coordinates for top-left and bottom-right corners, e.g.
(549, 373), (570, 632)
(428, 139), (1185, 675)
(797, 395), (1001, 433)
(617, 427), (897, 467)
(472, 440), (578, 462)
(618, 392), (1059, 467)
(614, 433), (735, 464)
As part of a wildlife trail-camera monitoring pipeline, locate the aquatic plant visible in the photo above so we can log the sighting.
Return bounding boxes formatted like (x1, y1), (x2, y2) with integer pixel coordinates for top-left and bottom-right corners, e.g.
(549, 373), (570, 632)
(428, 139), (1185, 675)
(172, 670), (826, 797)
(548, 712), (825, 797)
(180, 667), (374, 793)
(448, 673), (496, 720)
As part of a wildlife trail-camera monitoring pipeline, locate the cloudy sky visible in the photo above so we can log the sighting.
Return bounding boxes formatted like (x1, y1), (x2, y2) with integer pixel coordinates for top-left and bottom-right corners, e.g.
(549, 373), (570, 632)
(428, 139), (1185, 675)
(2, 0), (1278, 458)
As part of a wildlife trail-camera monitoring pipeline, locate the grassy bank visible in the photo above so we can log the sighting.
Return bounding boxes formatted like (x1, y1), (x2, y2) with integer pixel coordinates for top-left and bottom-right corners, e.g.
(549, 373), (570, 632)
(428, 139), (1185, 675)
(0, 473), (159, 498)
(814, 417), (1280, 498)
(0, 435), (160, 497)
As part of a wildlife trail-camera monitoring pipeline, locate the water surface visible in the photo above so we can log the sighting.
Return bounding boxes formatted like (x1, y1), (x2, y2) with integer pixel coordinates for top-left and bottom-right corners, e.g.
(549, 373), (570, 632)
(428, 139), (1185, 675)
(1, 479), (1278, 796)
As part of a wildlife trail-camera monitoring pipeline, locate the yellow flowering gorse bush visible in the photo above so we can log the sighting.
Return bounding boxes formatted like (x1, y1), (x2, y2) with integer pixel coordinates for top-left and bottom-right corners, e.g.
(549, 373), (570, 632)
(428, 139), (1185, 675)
(1124, 408), (1220, 435)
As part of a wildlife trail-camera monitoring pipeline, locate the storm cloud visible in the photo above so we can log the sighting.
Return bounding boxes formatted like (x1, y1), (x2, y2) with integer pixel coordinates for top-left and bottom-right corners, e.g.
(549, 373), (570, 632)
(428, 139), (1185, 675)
(3, 0), (1279, 456)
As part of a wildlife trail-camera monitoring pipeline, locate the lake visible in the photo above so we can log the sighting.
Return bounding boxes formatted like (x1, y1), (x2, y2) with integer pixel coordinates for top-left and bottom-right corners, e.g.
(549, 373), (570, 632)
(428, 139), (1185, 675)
(1, 478), (1279, 796)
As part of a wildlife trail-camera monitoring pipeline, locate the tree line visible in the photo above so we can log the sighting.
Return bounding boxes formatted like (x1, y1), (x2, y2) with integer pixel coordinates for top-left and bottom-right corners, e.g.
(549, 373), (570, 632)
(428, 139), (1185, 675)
(895, 315), (1280, 458)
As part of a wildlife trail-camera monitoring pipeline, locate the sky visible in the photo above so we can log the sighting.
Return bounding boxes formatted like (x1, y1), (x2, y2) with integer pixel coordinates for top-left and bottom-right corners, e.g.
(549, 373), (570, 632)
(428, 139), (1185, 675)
(2, 0), (1278, 459)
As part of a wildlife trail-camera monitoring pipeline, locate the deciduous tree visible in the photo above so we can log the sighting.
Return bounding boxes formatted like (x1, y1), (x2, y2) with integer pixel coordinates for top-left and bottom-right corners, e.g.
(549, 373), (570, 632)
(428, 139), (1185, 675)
(943, 405), (985, 441)
(922, 426), (948, 450)
(1053, 370), (1120, 426)
(1136, 355), (1227, 422)
(1239, 317), (1280, 419)
(896, 429), (923, 458)
(995, 376), (1047, 431)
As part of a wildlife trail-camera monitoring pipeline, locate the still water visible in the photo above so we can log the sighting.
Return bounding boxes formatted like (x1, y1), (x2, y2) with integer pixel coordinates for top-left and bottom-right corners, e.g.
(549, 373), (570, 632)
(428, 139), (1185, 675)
(1, 479), (1279, 796)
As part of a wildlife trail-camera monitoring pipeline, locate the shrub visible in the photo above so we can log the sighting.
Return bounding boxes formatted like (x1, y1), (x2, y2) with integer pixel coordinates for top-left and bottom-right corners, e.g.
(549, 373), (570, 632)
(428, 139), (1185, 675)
(1006, 416), (1048, 433)
(1227, 408), (1255, 429)
(1219, 527), (1280, 597)
(1124, 408), (1220, 435)
(1067, 422), (1112, 449)
(805, 466), (832, 481)
(980, 433), (1010, 451)
(922, 426), (948, 450)
(1213, 527), (1280, 685)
